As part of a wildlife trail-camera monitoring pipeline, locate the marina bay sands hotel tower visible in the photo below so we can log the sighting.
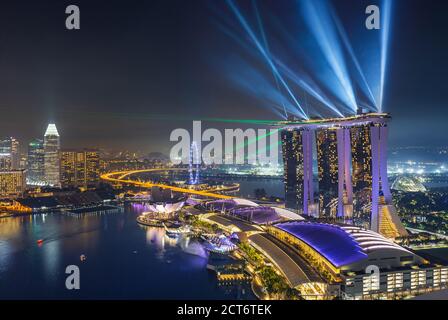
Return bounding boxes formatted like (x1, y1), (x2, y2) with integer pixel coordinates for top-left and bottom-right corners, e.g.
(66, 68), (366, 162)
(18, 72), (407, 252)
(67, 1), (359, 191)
(280, 111), (408, 239)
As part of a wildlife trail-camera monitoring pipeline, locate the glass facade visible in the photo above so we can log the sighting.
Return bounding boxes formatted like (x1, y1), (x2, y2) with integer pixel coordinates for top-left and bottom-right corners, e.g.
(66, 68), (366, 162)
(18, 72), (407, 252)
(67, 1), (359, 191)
(281, 129), (304, 212)
(27, 139), (45, 185)
(316, 128), (339, 218)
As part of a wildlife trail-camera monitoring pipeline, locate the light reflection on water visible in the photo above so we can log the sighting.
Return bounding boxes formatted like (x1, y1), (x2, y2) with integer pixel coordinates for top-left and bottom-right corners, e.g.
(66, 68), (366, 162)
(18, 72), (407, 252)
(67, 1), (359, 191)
(0, 206), (252, 299)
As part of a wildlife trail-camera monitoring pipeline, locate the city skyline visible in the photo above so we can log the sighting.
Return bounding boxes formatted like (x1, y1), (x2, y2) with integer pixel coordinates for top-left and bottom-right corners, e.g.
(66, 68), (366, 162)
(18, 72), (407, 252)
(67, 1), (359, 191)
(1, 0), (448, 304)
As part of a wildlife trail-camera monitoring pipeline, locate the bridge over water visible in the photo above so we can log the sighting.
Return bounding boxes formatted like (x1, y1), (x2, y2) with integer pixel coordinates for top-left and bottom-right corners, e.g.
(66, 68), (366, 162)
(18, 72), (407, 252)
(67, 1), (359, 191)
(101, 168), (234, 199)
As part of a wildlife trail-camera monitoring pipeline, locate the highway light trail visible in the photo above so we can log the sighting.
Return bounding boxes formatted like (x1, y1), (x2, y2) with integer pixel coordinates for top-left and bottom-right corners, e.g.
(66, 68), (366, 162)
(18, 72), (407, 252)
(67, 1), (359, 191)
(101, 169), (234, 199)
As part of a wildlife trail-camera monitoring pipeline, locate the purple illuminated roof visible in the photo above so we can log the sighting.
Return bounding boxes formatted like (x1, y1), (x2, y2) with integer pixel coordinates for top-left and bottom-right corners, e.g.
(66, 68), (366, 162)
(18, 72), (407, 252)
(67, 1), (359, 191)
(275, 222), (368, 268)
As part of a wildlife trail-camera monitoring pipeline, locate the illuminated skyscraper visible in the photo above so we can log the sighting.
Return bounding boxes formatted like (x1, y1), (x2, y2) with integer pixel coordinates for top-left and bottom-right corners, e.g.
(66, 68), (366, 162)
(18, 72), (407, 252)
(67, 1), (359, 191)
(60, 149), (100, 188)
(281, 130), (302, 211)
(0, 139), (12, 170)
(60, 150), (76, 187)
(281, 129), (314, 216)
(10, 137), (19, 169)
(44, 124), (60, 186)
(27, 139), (45, 185)
(85, 149), (100, 186)
(0, 170), (26, 198)
(0, 137), (19, 170)
(316, 128), (339, 218)
(350, 124), (373, 222)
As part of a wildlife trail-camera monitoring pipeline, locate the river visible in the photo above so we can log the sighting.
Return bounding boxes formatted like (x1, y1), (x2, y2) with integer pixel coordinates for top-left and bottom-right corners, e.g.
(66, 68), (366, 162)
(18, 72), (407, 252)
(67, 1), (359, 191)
(0, 205), (253, 299)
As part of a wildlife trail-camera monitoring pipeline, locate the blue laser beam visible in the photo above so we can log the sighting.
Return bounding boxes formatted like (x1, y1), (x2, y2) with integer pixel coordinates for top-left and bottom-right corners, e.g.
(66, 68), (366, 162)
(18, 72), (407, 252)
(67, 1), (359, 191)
(223, 56), (299, 119)
(299, 0), (358, 113)
(226, 0), (309, 119)
(379, 0), (392, 112)
(275, 59), (345, 117)
(332, 9), (377, 110)
(252, 0), (288, 119)
(210, 11), (297, 119)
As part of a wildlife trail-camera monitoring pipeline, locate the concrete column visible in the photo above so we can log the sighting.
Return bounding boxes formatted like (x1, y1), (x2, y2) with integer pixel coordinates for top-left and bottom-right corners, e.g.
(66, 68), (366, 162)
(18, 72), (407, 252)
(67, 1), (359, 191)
(336, 129), (345, 218)
(302, 130), (314, 216)
(370, 126), (380, 233)
(337, 128), (354, 219)
(379, 126), (392, 203)
(344, 128), (353, 204)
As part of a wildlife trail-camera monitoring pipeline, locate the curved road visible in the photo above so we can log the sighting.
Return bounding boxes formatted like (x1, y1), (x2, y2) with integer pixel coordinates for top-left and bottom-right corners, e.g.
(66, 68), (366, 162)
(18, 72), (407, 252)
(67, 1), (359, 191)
(100, 168), (234, 199)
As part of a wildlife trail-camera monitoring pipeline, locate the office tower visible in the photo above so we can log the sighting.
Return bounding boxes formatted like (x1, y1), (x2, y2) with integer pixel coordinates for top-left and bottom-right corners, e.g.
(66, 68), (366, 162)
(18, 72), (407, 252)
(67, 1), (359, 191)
(0, 137), (19, 170)
(85, 149), (100, 186)
(44, 124), (60, 186)
(11, 137), (19, 169)
(19, 154), (27, 170)
(0, 170), (26, 198)
(60, 149), (100, 188)
(27, 139), (45, 185)
(60, 150), (76, 187)
(0, 139), (11, 170)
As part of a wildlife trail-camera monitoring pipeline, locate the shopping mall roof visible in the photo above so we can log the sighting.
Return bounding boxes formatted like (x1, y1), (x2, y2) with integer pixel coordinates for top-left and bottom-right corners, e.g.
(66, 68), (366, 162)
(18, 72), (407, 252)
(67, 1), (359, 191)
(274, 222), (419, 270)
(206, 199), (304, 223)
(275, 222), (368, 268)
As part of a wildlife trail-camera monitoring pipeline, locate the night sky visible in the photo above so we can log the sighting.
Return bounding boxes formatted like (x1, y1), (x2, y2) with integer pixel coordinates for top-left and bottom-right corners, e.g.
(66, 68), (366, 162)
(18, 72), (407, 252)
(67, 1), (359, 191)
(0, 0), (447, 154)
